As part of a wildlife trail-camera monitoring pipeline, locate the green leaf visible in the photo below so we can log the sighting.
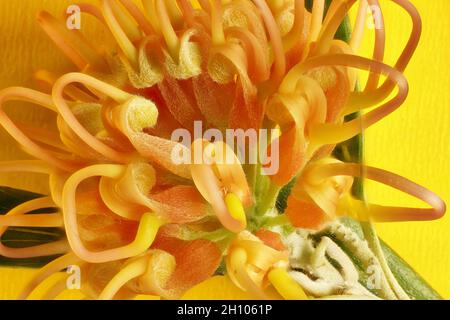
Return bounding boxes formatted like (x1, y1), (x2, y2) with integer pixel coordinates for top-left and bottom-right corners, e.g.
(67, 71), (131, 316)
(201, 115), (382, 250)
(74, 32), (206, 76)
(275, 177), (296, 214)
(0, 187), (65, 268)
(336, 218), (442, 300)
(381, 241), (442, 300)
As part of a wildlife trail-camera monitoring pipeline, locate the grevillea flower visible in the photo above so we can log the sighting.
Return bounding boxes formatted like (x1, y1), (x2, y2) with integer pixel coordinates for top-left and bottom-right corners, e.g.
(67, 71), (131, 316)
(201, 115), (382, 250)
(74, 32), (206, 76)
(0, 0), (446, 300)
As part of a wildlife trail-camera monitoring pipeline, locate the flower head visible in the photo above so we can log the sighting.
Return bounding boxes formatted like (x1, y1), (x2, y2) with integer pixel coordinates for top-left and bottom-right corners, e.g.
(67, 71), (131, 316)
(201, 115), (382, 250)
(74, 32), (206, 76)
(0, 0), (445, 300)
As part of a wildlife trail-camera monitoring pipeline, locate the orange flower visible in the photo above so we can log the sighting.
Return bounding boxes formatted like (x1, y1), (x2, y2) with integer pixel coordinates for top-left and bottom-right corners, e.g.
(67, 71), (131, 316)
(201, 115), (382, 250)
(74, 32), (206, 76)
(0, 0), (446, 300)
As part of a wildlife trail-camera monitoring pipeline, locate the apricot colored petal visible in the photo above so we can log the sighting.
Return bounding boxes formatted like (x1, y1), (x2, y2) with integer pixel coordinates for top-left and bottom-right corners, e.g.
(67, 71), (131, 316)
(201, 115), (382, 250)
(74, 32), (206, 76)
(150, 185), (208, 224)
(324, 67), (350, 122)
(285, 196), (328, 230)
(75, 187), (112, 217)
(166, 239), (222, 291)
(152, 237), (222, 297)
(141, 86), (182, 138)
(192, 73), (235, 129)
(229, 82), (262, 131)
(255, 228), (286, 251)
(157, 76), (204, 131)
(128, 131), (191, 179)
(267, 127), (306, 186)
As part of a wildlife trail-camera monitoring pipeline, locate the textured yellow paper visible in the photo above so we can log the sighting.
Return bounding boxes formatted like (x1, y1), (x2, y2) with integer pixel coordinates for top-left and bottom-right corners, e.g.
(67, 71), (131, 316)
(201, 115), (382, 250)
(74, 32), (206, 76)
(0, 0), (449, 299)
(361, 0), (450, 300)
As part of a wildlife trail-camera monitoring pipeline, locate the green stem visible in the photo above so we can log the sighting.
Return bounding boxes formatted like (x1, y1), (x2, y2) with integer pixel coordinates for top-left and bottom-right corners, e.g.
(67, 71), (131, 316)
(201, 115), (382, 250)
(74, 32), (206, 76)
(264, 214), (289, 227)
(257, 182), (280, 216)
(361, 222), (410, 300)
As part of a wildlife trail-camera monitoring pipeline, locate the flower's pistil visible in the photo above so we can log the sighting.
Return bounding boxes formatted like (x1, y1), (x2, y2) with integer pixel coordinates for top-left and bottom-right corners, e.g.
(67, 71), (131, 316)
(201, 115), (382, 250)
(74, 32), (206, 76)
(191, 139), (252, 233)
(226, 231), (307, 299)
(286, 158), (446, 229)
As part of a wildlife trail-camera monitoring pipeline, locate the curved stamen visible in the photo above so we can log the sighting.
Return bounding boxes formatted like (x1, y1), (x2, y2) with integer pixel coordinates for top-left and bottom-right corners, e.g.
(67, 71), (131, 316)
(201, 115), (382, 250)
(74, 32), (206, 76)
(226, 27), (270, 83)
(142, 0), (161, 32)
(37, 11), (107, 71)
(252, 0), (286, 88)
(16, 122), (69, 152)
(267, 0), (285, 12)
(226, 232), (289, 299)
(155, 0), (181, 59)
(177, 0), (196, 26)
(376, 0), (421, 94)
(0, 197), (69, 259)
(0, 87), (79, 171)
(119, 0), (155, 35)
(99, 256), (148, 300)
(210, 0), (226, 45)
(99, 162), (155, 221)
(165, 0), (184, 28)
(106, 0), (142, 42)
(312, 163), (446, 222)
(62, 164), (163, 263)
(39, 276), (70, 300)
(365, 0), (385, 91)
(277, 74), (328, 127)
(18, 253), (82, 300)
(348, 0), (421, 108)
(107, 0), (142, 42)
(191, 162), (245, 232)
(349, 0), (369, 52)
(283, 54), (408, 149)
(209, 39), (251, 87)
(101, 0), (139, 68)
(102, 162), (206, 224)
(75, 3), (106, 22)
(283, 0), (305, 51)
(35, 70), (99, 103)
(0, 160), (52, 174)
(314, 0), (357, 56)
(0, 214), (63, 228)
(309, 0), (325, 42)
(52, 73), (132, 163)
(229, 247), (267, 299)
(198, 0), (212, 13)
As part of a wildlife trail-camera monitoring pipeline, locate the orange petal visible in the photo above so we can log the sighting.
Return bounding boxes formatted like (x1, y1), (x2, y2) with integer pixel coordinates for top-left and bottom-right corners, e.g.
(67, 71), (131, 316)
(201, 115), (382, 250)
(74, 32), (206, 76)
(141, 86), (183, 138)
(285, 11), (311, 69)
(229, 81), (262, 131)
(266, 127), (306, 186)
(157, 76), (204, 131)
(167, 239), (221, 291)
(150, 186), (208, 223)
(255, 229), (286, 251)
(152, 237), (222, 296)
(78, 214), (139, 249)
(192, 73), (234, 129)
(285, 196), (328, 230)
(76, 187), (111, 216)
(156, 224), (183, 239)
(128, 131), (191, 179)
(324, 67), (350, 122)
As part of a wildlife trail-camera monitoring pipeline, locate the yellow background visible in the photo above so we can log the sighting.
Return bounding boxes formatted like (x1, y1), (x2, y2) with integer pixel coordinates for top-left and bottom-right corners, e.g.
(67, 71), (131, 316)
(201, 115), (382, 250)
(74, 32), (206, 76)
(0, 0), (449, 299)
